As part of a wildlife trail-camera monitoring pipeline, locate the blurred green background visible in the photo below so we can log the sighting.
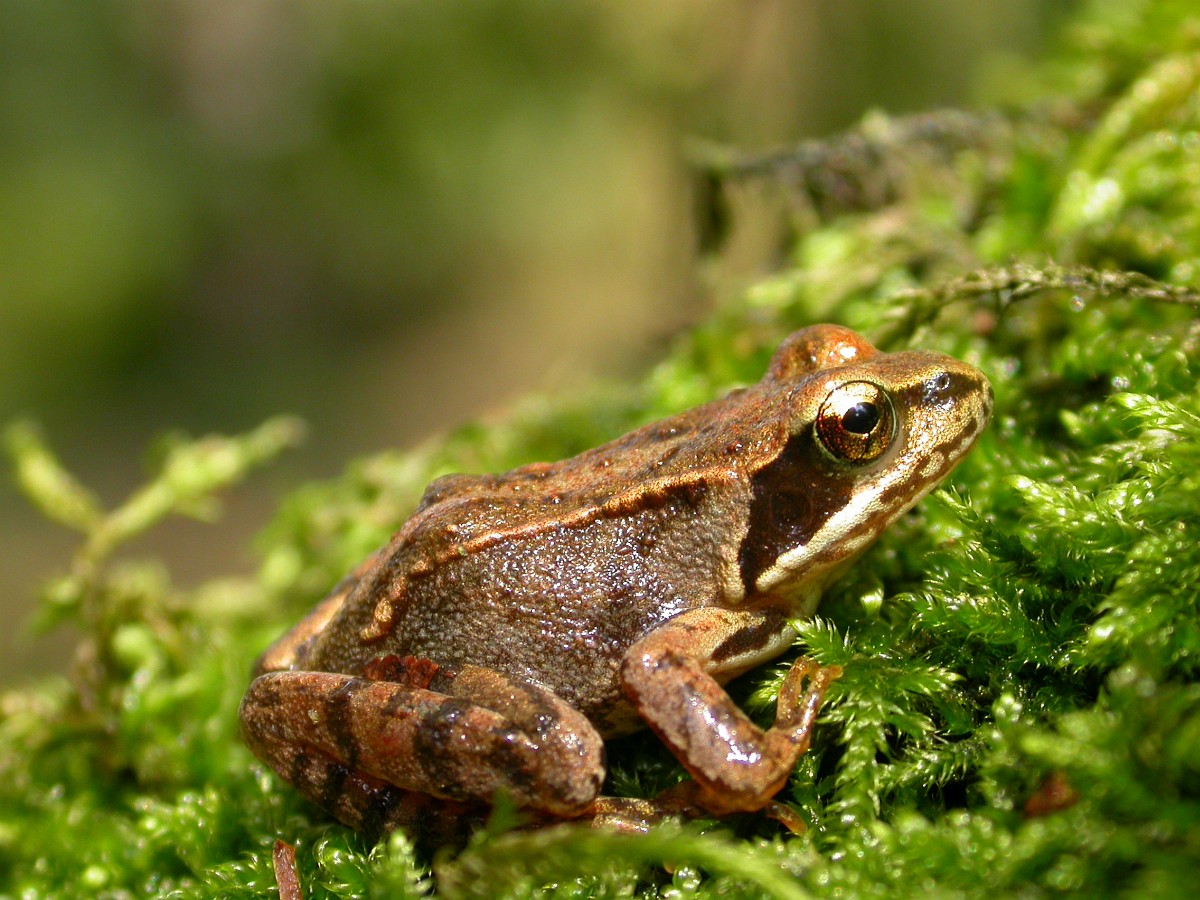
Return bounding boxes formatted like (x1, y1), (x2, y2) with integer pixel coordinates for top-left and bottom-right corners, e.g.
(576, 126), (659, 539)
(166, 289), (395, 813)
(0, 0), (1056, 685)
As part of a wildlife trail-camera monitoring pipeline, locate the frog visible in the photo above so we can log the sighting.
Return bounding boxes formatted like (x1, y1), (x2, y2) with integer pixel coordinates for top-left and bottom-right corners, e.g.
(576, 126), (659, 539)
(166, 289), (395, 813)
(240, 324), (992, 842)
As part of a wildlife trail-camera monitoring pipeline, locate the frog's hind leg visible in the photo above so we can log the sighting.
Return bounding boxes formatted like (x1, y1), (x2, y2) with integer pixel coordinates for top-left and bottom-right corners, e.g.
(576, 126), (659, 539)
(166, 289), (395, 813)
(239, 657), (606, 834)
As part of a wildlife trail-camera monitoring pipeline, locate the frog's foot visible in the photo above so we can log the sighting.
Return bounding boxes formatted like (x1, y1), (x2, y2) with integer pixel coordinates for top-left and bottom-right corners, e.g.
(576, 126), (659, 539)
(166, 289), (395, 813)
(573, 783), (704, 833)
(566, 781), (808, 835)
(240, 659), (606, 835)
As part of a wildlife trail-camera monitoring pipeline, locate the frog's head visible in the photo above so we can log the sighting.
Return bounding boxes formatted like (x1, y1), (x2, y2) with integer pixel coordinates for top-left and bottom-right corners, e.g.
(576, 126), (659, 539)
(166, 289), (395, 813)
(740, 325), (992, 610)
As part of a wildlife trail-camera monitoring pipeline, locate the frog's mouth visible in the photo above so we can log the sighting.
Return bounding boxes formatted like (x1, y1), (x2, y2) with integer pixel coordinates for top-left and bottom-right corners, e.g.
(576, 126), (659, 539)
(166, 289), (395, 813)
(752, 361), (992, 602)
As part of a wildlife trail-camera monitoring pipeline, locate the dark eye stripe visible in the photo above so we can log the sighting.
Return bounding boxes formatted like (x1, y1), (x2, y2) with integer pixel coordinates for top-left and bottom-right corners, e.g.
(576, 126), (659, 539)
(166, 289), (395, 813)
(738, 429), (853, 592)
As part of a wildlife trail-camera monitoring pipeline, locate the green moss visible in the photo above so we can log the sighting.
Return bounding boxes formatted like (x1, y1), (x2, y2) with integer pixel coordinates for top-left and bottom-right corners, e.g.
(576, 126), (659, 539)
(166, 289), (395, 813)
(6, 1), (1200, 896)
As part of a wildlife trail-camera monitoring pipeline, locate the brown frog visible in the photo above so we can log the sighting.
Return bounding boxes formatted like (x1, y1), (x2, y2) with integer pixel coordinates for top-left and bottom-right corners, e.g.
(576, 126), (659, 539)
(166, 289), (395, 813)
(240, 325), (991, 840)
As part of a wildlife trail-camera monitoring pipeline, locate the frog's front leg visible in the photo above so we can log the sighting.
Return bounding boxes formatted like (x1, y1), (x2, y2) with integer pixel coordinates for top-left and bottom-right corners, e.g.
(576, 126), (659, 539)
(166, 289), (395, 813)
(620, 607), (840, 816)
(240, 658), (606, 834)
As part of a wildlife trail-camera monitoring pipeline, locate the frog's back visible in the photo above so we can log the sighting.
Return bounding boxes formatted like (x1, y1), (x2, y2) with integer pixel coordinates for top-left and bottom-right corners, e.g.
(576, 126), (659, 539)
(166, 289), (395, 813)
(407, 386), (775, 538)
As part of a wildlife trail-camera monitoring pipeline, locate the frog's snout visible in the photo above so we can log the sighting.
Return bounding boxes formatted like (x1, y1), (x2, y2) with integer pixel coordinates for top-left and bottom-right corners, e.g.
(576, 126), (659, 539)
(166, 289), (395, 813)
(911, 359), (992, 466)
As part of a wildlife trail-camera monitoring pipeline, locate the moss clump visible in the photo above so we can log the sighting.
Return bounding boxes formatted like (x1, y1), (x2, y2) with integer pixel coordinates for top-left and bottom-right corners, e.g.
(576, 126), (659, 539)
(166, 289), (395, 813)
(5, 1), (1200, 896)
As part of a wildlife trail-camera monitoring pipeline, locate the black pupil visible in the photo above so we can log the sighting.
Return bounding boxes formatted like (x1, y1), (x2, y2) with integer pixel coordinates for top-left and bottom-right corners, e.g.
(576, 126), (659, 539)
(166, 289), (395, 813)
(841, 402), (879, 434)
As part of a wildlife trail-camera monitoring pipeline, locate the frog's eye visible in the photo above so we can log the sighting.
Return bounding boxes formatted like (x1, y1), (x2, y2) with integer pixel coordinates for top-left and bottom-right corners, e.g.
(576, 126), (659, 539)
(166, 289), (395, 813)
(814, 381), (896, 464)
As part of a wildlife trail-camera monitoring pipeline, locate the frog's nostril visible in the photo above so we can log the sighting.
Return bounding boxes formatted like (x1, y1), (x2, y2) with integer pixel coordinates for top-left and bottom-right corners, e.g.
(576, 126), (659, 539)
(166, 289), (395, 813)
(939, 369), (991, 415)
(930, 372), (952, 394)
(923, 373), (953, 406)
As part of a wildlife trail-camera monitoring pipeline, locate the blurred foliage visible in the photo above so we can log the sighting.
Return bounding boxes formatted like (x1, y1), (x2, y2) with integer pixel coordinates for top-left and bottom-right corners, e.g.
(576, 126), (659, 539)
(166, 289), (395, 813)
(0, 0), (1049, 436)
(0, 0), (684, 423)
(6, 0), (1200, 897)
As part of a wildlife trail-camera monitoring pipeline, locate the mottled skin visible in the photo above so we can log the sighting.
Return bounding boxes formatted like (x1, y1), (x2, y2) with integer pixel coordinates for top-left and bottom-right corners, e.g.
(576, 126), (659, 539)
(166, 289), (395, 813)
(241, 325), (992, 841)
